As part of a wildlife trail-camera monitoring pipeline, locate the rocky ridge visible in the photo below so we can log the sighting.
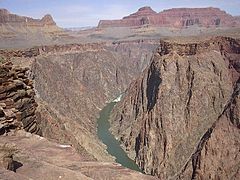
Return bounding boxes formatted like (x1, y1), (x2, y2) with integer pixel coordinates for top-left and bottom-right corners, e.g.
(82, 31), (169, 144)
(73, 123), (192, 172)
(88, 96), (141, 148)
(0, 9), (64, 49)
(98, 7), (240, 28)
(110, 36), (240, 179)
(0, 43), (105, 60)
(0, 9), (57, 28)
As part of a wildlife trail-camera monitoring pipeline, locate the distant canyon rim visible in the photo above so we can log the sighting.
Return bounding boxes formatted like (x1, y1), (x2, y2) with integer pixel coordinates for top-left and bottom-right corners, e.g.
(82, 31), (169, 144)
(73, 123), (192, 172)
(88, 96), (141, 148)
(0, 5), (239, 180)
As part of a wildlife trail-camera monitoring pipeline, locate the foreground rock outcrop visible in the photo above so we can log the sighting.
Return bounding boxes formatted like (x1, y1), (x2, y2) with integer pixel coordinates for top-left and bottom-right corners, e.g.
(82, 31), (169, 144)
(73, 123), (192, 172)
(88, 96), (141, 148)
(98, 6), (240, 28)
(0, 131), (157, 180)
(110, 36), (240, 179)
(0, 62), (41, 135)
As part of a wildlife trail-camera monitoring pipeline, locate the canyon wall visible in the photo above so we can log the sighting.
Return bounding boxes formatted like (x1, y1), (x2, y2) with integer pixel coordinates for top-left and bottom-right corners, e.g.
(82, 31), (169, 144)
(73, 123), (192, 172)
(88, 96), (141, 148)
(98, 7), (240, 28)
(110, 37), (240, 179)
(0, 42), (159, 180)
(26, 40), (159, 161)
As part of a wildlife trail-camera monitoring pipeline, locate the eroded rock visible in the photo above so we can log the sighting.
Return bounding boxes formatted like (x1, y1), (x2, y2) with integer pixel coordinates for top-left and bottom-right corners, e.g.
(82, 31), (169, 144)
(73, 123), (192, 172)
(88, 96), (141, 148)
(110, 37), (240, 179)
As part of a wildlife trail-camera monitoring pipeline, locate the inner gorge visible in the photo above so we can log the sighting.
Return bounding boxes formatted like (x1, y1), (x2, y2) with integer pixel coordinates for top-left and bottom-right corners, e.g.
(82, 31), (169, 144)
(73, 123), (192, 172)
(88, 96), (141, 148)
(0, 3), (239, 180)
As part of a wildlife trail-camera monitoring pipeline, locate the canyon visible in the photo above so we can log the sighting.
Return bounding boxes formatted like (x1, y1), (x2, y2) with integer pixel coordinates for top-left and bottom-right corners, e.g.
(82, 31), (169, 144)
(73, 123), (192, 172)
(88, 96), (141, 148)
(0, 6), (239, 180)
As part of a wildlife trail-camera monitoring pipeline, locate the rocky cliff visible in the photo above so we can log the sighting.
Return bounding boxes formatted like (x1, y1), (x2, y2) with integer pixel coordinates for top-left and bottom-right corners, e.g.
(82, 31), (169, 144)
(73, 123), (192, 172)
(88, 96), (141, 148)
(30, 40), (159, 162)
(98, 7), (240, 28)
(0, 41), (159, 179)
(0, 62), (41, 135)
(110, 36), (240, 179)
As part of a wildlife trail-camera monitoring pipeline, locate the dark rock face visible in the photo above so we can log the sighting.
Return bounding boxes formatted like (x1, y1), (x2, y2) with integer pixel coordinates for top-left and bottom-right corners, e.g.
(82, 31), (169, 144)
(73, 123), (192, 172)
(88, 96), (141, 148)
(98, 7), (240, 28)
(29, 40), (159, 161)
(110, 37), (240, 179)
(0, 40), (159, 161)
(0, 62), (41, 135)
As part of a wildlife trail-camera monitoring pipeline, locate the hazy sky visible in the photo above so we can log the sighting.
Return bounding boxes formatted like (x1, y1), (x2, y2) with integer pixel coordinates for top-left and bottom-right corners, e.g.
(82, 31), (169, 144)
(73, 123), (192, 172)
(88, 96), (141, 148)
(0, 0), (240, 27)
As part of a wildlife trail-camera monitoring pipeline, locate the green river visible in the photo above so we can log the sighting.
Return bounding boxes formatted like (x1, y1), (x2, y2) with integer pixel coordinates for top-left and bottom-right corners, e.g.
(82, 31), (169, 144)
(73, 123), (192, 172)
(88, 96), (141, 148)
(97, 102), (141, 172)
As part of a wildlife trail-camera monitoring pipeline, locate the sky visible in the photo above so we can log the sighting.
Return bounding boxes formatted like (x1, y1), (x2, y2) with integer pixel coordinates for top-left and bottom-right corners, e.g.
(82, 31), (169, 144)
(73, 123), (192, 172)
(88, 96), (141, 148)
(0, 0), (240, 28)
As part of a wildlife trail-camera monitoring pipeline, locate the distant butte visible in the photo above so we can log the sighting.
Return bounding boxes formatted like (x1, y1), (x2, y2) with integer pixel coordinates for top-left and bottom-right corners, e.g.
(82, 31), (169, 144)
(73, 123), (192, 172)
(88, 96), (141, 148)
(0, 8), (57, 27)
(98, 6), (240, 28)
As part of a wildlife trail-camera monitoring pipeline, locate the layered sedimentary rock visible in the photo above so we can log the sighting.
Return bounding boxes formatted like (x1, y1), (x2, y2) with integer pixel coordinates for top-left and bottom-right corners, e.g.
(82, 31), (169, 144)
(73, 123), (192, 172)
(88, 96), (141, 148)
(98, 6), (240, 28)
(0, 62), (41, 135)
(0, 9), (64, 49)
(0, 43), (105, 60)
(0, 9), (57, 29)
(110, 37), (240, 179)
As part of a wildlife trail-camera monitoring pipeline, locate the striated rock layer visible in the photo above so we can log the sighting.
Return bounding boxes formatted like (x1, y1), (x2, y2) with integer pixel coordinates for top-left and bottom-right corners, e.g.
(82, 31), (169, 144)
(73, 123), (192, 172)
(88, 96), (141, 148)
(0, 9), (57, 28)
(0, 62), (41, 135)
(98, 6), (240, 28)
(110, 36), (240, 179)
(0, 9), (63, 48)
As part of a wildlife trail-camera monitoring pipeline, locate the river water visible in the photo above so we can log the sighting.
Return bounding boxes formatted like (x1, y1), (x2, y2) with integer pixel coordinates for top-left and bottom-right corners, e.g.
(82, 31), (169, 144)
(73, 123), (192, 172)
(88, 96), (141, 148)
(97, 102), (141, 172)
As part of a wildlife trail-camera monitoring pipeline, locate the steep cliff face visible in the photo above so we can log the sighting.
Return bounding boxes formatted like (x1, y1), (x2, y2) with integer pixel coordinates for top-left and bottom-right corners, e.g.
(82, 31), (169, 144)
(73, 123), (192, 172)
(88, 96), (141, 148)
(106, 40), (159, 74)
(110, 37), (240, 179)
(98, 7), (240, 28)
(0, 41), (159, 179)
(175, 79), (240, 179)
(0, 62), (41, 135)
(28, 40), (158, 161)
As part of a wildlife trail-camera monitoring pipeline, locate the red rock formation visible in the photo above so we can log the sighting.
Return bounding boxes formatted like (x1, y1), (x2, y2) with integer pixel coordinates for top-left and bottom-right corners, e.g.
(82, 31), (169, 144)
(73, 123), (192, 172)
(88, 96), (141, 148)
(123, 6), (157, 19)
(0, 9), (56, 27)
(98, 6), (240, 28)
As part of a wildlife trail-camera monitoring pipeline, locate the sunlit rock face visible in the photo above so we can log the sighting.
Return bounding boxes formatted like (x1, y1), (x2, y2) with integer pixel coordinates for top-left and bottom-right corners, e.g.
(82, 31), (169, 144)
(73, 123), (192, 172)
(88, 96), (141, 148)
(98, 7), (240, 28)
(110, 37), (240, 179)
(0, 9), (56, 27)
